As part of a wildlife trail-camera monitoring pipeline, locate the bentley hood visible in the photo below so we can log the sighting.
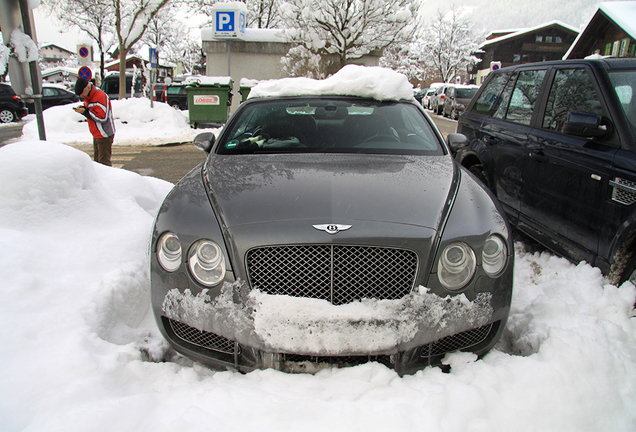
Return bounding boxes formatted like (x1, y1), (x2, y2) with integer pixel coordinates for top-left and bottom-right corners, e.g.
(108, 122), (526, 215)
(203, 153), (456, 231)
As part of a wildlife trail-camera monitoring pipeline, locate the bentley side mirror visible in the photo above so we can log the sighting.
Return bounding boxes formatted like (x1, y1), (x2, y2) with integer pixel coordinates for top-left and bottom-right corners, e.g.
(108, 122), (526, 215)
(193, 132), (216, 154)
(446, 133), (468, 153)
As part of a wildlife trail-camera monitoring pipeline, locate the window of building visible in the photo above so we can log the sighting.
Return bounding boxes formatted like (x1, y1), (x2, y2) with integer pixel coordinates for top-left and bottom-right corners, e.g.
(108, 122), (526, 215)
(545, 36), (553, 43)
(620, 38), (631, 57)
(536, 35), (543, 43)
(555, 36), (562, 43)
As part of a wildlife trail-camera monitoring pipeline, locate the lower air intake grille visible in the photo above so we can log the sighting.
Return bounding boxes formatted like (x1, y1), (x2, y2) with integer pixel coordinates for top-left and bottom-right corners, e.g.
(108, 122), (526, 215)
(282, 354), (393, 368)
(168, 318), (235, 355)
(246, 245), (418, 305)
(421, 323), (494, 358)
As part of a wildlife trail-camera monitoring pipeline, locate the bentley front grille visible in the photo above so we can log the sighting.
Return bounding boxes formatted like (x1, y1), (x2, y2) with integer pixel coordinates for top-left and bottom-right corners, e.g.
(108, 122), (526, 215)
(420, 322), (495, 358)
(246, 245), (418, 305)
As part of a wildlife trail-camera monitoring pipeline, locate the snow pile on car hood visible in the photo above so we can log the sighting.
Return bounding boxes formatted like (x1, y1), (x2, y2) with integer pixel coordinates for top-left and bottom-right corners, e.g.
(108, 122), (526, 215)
(248, 64), (415, 101)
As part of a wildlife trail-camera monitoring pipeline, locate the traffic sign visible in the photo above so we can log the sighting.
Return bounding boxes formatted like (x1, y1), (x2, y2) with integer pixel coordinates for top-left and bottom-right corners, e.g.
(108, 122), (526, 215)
(212, 2), (246, 40)
(78, 66), (92, 81)
(77, 44), (92, 66)
(490, 61), (501, 71)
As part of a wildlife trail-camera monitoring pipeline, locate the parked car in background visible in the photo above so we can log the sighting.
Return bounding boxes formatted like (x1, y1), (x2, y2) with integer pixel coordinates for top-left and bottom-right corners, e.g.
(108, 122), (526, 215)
(150, 67), (514, 376)
(452, 58), (636, 286)
(100, 72), (143, 100)
(431, 84), (450, 115)
(443, 84), (479, 120)
(26, 84), (79, 114)
(154, 84), (166, 102)
(413, 89), (426, 105)
(165, 83), (188, 110)
(0, 83), (28, 123)
(423, 88), (436, 109)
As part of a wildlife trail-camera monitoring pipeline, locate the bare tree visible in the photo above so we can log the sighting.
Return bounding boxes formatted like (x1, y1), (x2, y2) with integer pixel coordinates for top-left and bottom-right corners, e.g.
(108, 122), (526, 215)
(419, 6), (480, 83)
(279, 0), (415, 76)
(114, 0), (171, 99)
(43, 0), (117, 83)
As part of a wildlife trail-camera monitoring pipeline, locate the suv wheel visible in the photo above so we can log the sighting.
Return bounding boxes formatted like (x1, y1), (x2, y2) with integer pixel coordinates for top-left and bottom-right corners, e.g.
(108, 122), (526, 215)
(170, 102), (181, 110)
(0, 108), (16, 123)
(469, 164), (488, 187)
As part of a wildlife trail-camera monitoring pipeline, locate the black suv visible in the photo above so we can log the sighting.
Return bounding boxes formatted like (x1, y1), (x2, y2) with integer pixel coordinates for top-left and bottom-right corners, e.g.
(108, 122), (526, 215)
(0, 83), (28, 123)
(452, 58), (636, 285)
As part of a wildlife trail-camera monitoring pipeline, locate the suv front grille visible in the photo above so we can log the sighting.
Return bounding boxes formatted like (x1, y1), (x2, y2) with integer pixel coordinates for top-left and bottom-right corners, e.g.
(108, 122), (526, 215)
(246, 245), (418, 305)
(611, 177), (636, 206)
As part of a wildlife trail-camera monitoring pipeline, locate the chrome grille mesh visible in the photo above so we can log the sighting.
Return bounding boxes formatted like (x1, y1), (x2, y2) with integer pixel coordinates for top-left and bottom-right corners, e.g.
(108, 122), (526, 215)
(420, 323), (493, 358)
(246, 245), (418, 305)
(611, 177), (636, 206)
(169, 318), (235, 354)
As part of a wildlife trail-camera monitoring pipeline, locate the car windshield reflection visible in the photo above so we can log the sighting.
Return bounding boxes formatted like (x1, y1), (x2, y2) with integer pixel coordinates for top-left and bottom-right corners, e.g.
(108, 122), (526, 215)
(216, 98), (445, 156)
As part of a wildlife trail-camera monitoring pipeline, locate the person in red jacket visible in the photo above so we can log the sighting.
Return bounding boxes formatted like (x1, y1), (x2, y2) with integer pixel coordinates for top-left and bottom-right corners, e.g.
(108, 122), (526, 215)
(73, 78), (116, 166)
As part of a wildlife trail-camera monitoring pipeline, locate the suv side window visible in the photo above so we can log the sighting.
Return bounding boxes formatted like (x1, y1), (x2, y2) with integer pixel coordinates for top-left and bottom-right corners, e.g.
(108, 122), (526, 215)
(542, 68), (603, 133)
(472, 73), (513, 116)
(504, 70), (546, 126)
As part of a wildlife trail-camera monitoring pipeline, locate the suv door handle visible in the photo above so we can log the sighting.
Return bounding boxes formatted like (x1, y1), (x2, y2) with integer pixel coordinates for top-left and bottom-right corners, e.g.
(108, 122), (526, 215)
(529, 151), (549, 163)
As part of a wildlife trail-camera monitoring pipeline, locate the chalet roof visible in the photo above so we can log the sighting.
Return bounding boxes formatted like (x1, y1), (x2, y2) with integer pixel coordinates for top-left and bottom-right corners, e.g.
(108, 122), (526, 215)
(479, 20), (580, 49)
(599, 1), (636, 39)
(39, 43), (74, 54)
(563, 1), (636, 59)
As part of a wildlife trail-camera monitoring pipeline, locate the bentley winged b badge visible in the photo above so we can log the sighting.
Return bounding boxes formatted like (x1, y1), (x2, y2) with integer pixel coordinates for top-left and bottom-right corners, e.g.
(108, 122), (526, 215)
(313, 224), (352, 235)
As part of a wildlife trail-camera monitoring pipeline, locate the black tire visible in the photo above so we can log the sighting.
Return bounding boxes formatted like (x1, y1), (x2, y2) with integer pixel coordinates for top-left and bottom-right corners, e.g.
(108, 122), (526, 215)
(170, 102), (181, 110)
(0, 108), (16, 123)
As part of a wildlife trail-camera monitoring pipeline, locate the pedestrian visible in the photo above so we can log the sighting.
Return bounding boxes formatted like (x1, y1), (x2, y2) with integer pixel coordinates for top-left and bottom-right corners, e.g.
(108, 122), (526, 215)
(73, 78), (116, 166)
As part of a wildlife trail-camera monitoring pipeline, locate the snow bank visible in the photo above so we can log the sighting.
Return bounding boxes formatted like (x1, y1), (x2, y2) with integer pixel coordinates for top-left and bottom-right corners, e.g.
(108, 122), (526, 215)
(21, 97), (212, 146)
(0, 142), (635, 431)
(249, 64), (416, 101)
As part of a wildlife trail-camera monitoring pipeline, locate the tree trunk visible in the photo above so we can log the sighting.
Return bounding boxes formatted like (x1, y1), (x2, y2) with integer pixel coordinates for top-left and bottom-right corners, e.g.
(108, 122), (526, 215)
(118, 46), (128, 100)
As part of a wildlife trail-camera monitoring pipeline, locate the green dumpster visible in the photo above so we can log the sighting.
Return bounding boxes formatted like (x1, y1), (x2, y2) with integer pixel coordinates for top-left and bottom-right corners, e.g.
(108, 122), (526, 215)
(239, 78), (259, 102)
(185, 76), (233, 128)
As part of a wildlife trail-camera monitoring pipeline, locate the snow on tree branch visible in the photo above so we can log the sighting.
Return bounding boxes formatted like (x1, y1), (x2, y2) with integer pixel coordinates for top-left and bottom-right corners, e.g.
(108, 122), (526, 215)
(280, 0), (416, 76)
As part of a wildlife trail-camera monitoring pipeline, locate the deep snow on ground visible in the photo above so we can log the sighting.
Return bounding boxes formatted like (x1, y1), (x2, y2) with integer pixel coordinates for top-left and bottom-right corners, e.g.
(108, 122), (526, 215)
(1, 140), (635, 432)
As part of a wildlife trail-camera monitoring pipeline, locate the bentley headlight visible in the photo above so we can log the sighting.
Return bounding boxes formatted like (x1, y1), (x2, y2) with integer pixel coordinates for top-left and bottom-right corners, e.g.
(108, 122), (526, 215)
(157, 232), (182, 272)
(482, 235), (507, 276)
(188, 240), (226, 286)
(438, 242), (476, 290)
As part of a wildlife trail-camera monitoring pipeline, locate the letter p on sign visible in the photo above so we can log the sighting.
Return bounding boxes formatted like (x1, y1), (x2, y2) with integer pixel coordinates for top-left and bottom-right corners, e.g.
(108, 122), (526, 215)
(217, 12), (234, 31)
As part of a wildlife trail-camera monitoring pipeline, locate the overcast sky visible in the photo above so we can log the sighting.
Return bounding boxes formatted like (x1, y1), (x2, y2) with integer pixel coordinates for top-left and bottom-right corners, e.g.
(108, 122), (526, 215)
(32, 0), (621, 51)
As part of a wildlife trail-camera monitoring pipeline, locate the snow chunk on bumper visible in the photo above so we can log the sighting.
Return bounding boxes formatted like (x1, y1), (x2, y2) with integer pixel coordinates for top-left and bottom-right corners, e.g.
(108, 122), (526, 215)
(163, 283), (493, 355)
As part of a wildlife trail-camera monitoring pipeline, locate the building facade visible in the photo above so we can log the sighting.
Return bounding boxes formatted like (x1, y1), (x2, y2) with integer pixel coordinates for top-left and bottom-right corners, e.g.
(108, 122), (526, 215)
(565, 2), (636, 59)
(474, 21), (579, 85)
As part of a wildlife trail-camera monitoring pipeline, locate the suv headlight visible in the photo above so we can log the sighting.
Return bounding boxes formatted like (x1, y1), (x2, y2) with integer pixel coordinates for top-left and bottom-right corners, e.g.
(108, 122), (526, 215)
(438, 242), (476, 290)
(188, 239), (226, 286)
(157, 232), (182, 272)
(482, 235), (507, 276)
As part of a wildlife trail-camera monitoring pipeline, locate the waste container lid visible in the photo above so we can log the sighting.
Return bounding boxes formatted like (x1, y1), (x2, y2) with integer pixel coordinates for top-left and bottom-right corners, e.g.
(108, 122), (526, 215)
(184, 76), (232, 87)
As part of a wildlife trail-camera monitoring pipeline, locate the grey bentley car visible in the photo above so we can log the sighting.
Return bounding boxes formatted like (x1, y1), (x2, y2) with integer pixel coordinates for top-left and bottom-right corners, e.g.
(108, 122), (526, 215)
(150, 93), (514, 375)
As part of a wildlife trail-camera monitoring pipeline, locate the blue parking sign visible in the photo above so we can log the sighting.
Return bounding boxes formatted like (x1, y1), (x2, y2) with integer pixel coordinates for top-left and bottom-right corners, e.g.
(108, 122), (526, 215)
(216, 11), (235, 32)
